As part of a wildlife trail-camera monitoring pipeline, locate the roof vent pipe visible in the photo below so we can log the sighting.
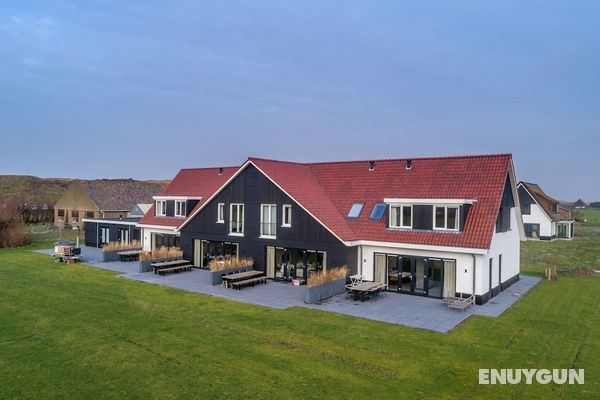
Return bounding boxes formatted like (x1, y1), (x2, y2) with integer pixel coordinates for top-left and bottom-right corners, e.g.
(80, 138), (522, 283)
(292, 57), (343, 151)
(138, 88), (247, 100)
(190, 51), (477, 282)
(218, 168), (223, 175)
(368, 161), (375, 171)
(406, 159), (413, 170)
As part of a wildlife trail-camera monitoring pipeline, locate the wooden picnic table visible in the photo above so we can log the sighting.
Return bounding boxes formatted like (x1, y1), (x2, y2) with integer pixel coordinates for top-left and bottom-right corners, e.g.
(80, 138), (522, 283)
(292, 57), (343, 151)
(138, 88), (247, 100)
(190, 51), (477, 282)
(151, 259), (191, 274)
(221, 270), (264, 288)
(118, 249), (143, 262)
(347, 282), (387, 302)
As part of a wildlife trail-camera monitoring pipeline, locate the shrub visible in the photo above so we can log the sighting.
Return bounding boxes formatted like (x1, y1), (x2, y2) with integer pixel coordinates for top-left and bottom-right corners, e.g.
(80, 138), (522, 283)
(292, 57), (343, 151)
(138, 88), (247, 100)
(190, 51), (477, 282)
(307, 265), (349, 288)
(208, 257), (254, 271)
(0, 206), (31, 248)
(102, 240), (142, 252)
(139, 247), (183, 261)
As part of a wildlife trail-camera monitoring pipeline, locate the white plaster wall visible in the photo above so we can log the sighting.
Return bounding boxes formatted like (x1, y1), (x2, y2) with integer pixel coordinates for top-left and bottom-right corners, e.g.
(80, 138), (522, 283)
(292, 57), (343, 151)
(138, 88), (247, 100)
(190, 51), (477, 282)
(522, 204), (553, 237)
(359, 245), (484, 296)
(488, 207), (521, 286)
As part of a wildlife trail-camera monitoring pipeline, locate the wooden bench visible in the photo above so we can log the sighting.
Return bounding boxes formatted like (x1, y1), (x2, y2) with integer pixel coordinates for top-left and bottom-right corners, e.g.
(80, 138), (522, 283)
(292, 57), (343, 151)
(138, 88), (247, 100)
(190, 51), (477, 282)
(157, 264), (192, 276)
(231, 276), (267, 290)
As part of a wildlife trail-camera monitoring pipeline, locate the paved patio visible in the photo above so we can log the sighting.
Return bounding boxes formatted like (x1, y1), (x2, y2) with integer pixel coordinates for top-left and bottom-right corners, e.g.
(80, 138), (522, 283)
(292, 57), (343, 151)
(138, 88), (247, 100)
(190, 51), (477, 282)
(36, 246), (541, 333)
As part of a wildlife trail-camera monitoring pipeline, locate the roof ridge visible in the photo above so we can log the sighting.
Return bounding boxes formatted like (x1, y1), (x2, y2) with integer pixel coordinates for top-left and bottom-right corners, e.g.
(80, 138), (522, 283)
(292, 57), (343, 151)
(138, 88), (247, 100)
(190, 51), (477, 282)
(248, 153), (512, 167)
(179, 166), (240, 171)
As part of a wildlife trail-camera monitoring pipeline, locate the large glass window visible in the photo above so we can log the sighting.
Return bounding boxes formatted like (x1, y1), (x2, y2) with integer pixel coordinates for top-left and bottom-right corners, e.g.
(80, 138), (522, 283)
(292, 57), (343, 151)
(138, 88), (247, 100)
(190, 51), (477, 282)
(217, 203), (225, 223)
(390, 205), (412, 228)
(153, 233), (180, 249)
(197, 240), (239, 268)
(260, 204), (277, 237)
(434, 206), (459, 230)
(282, 205), (292, 227)
(229, 203), (244, 235)
(268, 247), (326, 282)
(155, 200), (166, 216)
(174, 200), (186, 217)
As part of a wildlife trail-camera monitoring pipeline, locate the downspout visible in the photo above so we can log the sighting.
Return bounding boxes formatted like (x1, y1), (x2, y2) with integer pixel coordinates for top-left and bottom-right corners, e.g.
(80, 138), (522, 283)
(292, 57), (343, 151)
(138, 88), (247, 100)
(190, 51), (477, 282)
(472, 254), (476, 305)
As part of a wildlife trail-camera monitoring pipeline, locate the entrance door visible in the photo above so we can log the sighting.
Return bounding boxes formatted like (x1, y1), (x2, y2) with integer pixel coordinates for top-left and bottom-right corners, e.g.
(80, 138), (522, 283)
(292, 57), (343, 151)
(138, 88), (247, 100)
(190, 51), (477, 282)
(387, 255), (399, 290)
(427, 259), (444, 298)
(400, 257), (414, 292)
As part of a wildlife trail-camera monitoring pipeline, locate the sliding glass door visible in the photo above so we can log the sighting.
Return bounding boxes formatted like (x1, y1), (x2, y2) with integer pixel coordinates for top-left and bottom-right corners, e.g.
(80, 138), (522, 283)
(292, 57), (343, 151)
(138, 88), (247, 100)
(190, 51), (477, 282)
(375, 253), (455, 298)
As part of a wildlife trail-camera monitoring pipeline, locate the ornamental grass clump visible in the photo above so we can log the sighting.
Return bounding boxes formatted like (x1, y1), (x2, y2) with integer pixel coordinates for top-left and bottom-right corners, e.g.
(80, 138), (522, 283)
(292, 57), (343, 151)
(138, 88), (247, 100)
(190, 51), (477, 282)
(208, 257), (254, 272)
(139, 246), (182, 261)
(102, 240), (142, 252)
(307, 265), (349, 287)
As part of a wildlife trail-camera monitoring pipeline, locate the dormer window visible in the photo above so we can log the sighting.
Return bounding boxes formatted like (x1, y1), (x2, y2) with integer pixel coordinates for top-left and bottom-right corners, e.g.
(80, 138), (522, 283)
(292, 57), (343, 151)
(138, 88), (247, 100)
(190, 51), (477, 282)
(155, 200), (166, 216)
(174, 200), (186, 217)
(552, 204), (558, 214)
(390, 205), (412, 228)
(347, 203), (364, 218)
(434, 206), (459, 231)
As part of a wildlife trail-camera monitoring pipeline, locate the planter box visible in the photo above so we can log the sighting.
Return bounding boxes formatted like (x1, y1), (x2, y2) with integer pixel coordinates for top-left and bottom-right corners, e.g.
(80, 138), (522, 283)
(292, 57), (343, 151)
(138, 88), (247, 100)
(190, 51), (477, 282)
(138, 256), (183, 273)
(210, 267), (255, 285)
(101, 250), (121, 263)
(304, 278), (346, 304)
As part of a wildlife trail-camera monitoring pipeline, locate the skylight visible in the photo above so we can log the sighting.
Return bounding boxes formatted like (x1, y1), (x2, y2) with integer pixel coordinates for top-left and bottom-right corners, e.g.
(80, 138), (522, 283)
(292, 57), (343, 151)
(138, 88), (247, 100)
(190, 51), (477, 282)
(347, 203), (364, 218)
(370, 203), (387, 220)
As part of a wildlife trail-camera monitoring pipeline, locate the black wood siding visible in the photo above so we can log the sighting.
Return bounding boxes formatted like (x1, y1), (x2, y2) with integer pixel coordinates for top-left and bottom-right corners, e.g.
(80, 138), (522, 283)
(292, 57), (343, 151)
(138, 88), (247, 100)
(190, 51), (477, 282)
(496, 175), (514, 233)
(84, 221), (140, 248)
(180, 165), (357, 273)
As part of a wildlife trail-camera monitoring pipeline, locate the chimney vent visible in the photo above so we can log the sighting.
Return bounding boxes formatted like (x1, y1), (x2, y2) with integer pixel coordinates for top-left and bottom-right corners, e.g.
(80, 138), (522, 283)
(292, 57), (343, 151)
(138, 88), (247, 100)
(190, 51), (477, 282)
(368, 161), (375, 171)
(218, 167), (224, 175)
(406, 159), (413, 170)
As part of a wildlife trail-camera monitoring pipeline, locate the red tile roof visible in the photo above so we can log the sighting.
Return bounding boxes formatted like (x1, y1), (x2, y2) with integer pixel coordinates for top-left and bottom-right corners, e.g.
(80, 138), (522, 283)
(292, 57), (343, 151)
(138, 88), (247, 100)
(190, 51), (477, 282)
(138, 167), (238, 229)
(250, 154), (513, 249)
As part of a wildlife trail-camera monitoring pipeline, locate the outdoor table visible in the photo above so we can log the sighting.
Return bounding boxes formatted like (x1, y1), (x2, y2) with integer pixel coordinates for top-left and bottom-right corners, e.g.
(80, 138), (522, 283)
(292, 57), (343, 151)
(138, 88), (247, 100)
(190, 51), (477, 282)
(348, 282), (386, 302)
(151, 259), (191, 274)
(118, 250), (143, 262)
(221, 270), (264, 288)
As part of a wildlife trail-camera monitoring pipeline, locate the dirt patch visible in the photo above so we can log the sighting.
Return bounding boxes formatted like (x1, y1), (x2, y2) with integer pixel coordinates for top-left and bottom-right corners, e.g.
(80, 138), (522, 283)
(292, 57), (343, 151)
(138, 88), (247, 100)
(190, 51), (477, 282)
(566, 267), (600, 277)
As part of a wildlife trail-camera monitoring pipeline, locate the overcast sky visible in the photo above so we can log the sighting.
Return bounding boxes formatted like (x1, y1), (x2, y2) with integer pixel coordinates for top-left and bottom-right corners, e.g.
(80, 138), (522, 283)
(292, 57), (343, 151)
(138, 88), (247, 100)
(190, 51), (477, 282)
(1, 1), (599, 200)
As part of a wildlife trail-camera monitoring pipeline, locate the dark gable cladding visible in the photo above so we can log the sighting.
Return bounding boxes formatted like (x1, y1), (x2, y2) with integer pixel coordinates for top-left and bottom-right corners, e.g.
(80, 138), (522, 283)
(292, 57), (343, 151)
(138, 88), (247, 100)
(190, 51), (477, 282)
(179, 164), (357, 273)
(496, 175), (515, 233)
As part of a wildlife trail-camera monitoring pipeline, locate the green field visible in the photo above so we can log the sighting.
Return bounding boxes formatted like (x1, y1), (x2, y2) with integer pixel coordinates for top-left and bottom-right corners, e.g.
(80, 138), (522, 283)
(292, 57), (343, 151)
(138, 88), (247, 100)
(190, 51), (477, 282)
(1, 223), (599, 399)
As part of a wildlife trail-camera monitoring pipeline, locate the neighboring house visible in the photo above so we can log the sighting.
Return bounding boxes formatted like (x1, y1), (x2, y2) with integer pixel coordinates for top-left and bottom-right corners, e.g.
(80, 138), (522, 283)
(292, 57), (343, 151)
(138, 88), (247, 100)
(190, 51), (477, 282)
(82, 217), (142, 248)
(53, 179), (164, 229)
(573, 199), (588, 209)
(137, 167), (238, 252)
(129, 203), (152, 217)
(517, 182), (574, 240)
(168, 154), (522, 305)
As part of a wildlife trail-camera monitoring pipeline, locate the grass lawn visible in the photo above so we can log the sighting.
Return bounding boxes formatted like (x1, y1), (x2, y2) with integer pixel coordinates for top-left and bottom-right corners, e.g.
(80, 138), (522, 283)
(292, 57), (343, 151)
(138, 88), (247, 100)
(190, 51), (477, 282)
(1, 227), (599, 398)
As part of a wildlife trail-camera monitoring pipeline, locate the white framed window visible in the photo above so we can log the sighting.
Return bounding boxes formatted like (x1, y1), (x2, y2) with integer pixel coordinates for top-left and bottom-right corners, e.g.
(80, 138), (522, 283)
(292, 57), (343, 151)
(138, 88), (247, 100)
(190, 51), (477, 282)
(229, 203), (244, 236)
(174, 200), (186, 217)
(260, 204), (277, 238)
(282, 204), (292, 227)
(434, 206), (459, 231)
(217, 203), (225, 223)
(389, 205), (412, 228)
(100, 227), (110, 244)
(155, 200), (166, 216)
